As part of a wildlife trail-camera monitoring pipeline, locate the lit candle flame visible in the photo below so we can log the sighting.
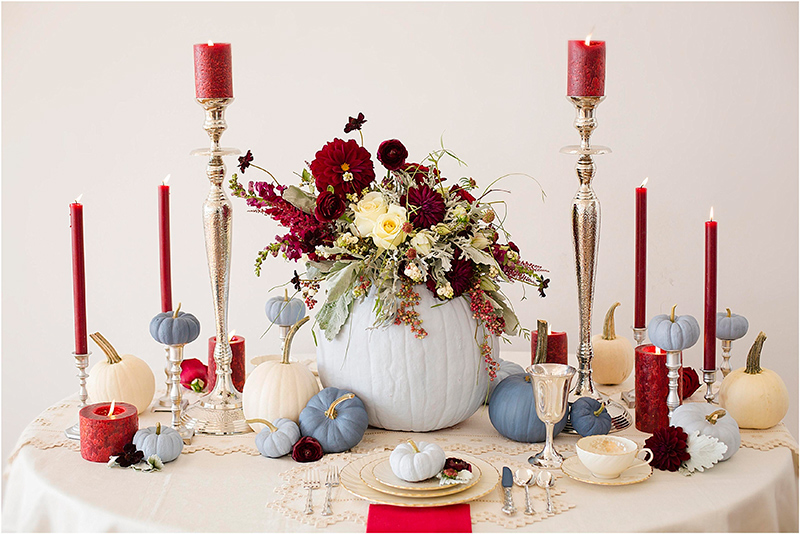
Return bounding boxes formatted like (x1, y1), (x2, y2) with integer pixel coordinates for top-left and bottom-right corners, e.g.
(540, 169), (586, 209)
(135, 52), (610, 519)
(640, 177), (649, 188)
(108, 400), (116, 418)
(655, 347), (663, 355)
(229, 330), (236, 342)
(208, 40), (214, 46)
(709, 207), (714, 221)
(163, 174), (171, 186)
(585, 26), (595, 46)
(75, 194), (83, 204)
(547, 323), (552, 336)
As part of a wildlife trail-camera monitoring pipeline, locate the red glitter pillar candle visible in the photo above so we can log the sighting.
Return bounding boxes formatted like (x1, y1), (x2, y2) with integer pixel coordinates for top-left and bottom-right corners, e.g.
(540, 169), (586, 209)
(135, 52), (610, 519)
(193, 42), (233, 99)
(567, 38), (606, 97)
(530, 331), (568, 365)
(79, 402), (139, 462)
(158, 178), (172, 313)
(635, 345), (683, 433)
(207, 335), (246, 392)
(704, 210), (718, 371)
(634, 180), (648, 328)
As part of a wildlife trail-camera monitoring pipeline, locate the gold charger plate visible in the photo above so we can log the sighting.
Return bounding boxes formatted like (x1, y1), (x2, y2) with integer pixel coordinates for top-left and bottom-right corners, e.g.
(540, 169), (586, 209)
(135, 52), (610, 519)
(361, 457), (481, 498)
(561, 456), (653, 486)
(342, 452), (499, 507)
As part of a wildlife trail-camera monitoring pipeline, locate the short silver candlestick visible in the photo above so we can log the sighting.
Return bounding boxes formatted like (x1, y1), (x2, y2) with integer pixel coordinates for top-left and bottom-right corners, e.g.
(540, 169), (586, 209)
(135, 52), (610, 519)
(64, 351), (91, 440)
(167, 344), (193, 443)
(562, 95), (632, 432)
(153, 346), (188, 412)
(665, 350), (682, 417)
(182, 97), (250, 435)
(703, 369), (717, 404)
(719, 339), (733, 377)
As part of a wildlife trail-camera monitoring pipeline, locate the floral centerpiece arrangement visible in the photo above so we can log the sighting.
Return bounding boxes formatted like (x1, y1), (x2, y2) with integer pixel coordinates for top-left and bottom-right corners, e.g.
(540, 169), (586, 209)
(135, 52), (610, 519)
(230, 113), (547, 376)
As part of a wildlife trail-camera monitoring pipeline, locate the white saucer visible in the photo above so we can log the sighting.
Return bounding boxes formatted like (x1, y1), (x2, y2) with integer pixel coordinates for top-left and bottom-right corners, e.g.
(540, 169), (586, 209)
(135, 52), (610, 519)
(561, 456), (653, 486)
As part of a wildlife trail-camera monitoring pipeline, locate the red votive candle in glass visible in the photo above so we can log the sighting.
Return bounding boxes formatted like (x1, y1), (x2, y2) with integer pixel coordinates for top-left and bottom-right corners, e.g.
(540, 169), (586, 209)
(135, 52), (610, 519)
(634, 179), (648, 328)
(530, 330), (568, 365)
(79, 402), (138, 462)
(193, 42), (233, 99)
(567, 38), (606, 97)
(635, 345), (683, 433)
(207, 334), (245, 392)
(704, 209), (718, 371)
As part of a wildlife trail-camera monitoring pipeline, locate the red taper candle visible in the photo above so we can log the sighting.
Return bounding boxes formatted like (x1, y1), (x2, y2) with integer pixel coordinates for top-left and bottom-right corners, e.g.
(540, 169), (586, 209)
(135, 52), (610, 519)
(634, 178), (648, 328)
(158, 176), (172, 313)
(567, 36), (606, 96)
(704, 208), (718, 371)
(193, 42), (233, 99)
(70, 196), (87, 355)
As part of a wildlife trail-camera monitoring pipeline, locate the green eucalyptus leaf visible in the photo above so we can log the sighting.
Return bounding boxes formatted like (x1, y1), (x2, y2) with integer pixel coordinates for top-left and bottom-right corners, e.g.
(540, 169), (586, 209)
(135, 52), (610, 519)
(282, 185), (316, 215)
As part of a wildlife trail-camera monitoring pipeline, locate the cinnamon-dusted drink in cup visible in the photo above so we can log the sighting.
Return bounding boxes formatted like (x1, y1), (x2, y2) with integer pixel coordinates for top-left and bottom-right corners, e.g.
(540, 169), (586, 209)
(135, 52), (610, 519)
(576, 435), (653, 479)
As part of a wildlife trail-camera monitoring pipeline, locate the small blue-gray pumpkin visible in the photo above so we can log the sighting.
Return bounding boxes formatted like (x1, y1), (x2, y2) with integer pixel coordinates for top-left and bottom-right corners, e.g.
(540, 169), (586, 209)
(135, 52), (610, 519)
(265, 290), (306, 327)
(298, 388), (368, 453)
(488, 374), (568, 442)
(648, 305), (700, 352)
(251, 418), (301, 458)
(716, 308), (749, 341)
(149, 303), (201, 346)
(485, 359), (526, 404)
(570, 397), (612, 437)
(132, 422), (183, 463)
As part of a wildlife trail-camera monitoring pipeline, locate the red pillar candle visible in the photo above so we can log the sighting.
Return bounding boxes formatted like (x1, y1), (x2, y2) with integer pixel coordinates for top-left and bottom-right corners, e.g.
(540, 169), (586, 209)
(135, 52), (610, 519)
(207, 334), (246, 392)
(567, 38), (606, 97)
(158, 176), (172, 313)
(79, 402), (138, 462)
(70, 197), (88, 355)
(704, 209), (718, 371)
(634, 179), (648, 328)
(193, 42), (233, 99)
(635, 345), (683, 433)
(530, 330), (568, 365)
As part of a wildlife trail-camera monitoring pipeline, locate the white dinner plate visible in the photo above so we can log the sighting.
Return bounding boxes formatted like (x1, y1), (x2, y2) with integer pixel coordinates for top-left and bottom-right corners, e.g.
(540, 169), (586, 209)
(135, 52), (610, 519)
(361, 457), (481, 498)
(561, 456), (653, 486)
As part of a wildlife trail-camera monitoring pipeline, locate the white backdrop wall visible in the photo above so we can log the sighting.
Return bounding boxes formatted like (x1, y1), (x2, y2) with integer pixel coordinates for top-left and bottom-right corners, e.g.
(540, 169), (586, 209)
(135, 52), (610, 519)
(3, 2), (797, 462)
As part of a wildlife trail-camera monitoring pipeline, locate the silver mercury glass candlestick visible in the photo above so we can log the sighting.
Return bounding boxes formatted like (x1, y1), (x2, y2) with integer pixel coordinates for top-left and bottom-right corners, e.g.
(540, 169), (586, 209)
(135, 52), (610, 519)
(562, 95), (633, 432)
(182, 97), (250, 435)
(64, 351), (91, 439)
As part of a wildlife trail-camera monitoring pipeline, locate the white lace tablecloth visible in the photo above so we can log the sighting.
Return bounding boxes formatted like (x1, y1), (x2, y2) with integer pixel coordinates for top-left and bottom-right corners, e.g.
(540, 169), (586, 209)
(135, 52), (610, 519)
(3, 378), (798, 532)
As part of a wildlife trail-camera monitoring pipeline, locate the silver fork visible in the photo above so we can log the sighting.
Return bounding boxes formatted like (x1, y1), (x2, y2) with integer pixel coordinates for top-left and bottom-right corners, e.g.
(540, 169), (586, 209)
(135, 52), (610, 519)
(303, 469), (320, 515)
(321, 466), (340, 516)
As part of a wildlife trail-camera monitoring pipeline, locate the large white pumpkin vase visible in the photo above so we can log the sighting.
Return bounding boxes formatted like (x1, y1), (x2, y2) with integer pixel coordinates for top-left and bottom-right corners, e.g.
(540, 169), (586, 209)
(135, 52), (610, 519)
(316, 289), (496, 432)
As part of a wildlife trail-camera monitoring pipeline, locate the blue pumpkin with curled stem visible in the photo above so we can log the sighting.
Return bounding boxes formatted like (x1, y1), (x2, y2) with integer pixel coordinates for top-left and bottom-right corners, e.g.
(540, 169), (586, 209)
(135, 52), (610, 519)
(569, 397), (612, 437)
(250, 418), (301, 458)
(488, 374), (568, 442)
(298, 387), (368, 453)
(149, 303), (201, 346)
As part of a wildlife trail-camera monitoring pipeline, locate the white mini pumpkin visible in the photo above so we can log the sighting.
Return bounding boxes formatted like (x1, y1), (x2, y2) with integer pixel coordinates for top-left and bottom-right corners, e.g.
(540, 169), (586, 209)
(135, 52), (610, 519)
(671, 404), (740, 461)
(390, 439), (446, 482)
(87, 332), (156, 414)
(591, 302), (634, 385)
(317, 289), (494, 431)
(243, 317), (320, 425)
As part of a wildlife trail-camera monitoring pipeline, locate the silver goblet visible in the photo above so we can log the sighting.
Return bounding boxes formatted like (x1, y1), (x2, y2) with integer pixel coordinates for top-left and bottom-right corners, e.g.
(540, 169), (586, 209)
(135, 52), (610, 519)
(528, 363), (576, 469)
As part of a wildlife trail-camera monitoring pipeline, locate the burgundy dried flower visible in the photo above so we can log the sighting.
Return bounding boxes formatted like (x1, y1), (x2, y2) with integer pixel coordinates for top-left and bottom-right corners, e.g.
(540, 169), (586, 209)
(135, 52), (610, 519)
(238, 150), (254, 174)
(344, 112), (367, 133)
(404, 183), (446, 229)
(446, 250), (476, 298)
(404, 163), (442, 185)
(292, 436), (324, 463)
(538, 278), (550, 298)
(310, 138), (375, 198)
(444, 457), (472, 472)
(450, 185), (476, 204)
(291, 270), (302, 291)
(180, 358), (208, 392)
(115, 443), (144, 467)
(645, 425), (690, 472)
(680, 367), (701, 399)
(377, 139), (408, 171)
(314, 190), (347, 222)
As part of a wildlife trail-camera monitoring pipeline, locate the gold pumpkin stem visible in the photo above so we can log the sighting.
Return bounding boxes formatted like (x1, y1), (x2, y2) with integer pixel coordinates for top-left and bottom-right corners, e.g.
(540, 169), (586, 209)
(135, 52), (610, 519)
(534, 319), (549, 365)
(602, 302), (621, 340)
(745, 331), (766, 375)
(407, 439), (420, 453)
(670, 304), (678, 322)
(281, 316), (310, 365)
(156, 422), (162, 435)
(284, 288), (289, 301)
(172, 302), (182, 319)
(593, 403), (607, 417)
(324, 393), (355, 420)
(705, 409), (727, 425)
(726, 308), (732, 318)
(246, 418), (278, 432)
(90, 332), (122, 364)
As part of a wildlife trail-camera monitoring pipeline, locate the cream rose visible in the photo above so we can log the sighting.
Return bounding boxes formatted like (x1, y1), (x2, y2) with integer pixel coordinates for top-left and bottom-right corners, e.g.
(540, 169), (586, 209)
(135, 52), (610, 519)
(371, 205), (408, 250)
(470, 231), (492, 250)
(351, 192), (388, 237)
(410, 230), (435, 256)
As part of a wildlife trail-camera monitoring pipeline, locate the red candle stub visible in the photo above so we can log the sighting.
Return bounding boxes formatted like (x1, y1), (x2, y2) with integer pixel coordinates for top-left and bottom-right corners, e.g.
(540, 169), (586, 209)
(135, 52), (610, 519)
(567, 39), (606, 96)
(207, 335), (246, 392)
(193, 42), (233, 99)
(79, 402), (138, 462)
(530, 331), (568, 365)
(635, 345), (683, 433)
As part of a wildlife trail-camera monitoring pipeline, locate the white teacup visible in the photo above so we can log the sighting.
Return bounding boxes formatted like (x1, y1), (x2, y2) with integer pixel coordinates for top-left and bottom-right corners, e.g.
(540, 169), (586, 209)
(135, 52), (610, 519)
(575, 435), (653, 480)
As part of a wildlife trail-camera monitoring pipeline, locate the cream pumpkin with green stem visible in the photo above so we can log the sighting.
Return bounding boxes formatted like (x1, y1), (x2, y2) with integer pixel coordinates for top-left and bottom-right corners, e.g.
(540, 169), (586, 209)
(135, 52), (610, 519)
(591, 302), (634, 385)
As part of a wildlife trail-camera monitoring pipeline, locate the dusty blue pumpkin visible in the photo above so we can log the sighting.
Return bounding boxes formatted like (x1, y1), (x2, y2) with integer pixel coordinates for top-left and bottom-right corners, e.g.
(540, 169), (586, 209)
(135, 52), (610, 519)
(716, 308), (749, 341)
(648, 305), (700, 352)
(149, 304), (201, 346)
(132, 422), (183, 463)
(265, 292), (306, 327)
(488, 374), (568, 442)
(570, 397), (612, 437)
(486, 359), (526, 404)
(253, 418), (301, 458)
(298, 387), (368, 453)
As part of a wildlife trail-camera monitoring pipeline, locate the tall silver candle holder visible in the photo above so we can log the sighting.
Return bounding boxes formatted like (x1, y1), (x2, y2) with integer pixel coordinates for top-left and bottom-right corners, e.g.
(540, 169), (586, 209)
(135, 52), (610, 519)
(182, 97), (250, 435)
(167, 344), (194, 442)
(562, 95), (633, 431)
(665, 350), (682, 417)
(64, 351), (91, 440)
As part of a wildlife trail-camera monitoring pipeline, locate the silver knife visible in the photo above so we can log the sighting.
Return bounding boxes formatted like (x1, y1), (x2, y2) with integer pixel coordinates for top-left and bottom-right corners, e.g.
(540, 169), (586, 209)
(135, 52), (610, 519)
(501, 466), (516, 515)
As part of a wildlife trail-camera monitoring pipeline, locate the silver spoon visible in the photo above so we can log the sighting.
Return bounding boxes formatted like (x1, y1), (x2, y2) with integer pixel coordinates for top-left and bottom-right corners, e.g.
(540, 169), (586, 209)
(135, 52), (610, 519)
(536, 470), (554, 514)
(514, 468), (535, 515)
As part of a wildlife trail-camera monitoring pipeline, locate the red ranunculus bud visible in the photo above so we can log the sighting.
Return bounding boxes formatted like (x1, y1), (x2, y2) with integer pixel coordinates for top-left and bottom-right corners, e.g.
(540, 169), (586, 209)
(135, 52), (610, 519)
(377, 139), (408, 171)
(314, 190), (347, 222)
(292, 436), (324, 462)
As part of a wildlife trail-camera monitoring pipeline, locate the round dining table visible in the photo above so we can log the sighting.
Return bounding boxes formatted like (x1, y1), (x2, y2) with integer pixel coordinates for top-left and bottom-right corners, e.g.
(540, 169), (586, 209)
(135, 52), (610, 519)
(3, 352), (798, 532)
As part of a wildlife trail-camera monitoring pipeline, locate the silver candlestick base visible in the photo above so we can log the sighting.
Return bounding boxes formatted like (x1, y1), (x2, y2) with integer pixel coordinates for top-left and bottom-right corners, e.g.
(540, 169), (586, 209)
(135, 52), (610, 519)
(64, 351), (91, 440)
(182, 97), (249, 435)
(703, 369), (717, 404)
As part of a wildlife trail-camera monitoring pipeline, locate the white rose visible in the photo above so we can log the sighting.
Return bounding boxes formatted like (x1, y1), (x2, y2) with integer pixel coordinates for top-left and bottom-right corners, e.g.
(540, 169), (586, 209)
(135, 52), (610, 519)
(351, 192), (387, 237)
(436, 282), (454, 299)
(449, 205), (468, 220)
(371, 205), (408, 250)
(410, 230), (435, 256)
(471, 231), (492, 250)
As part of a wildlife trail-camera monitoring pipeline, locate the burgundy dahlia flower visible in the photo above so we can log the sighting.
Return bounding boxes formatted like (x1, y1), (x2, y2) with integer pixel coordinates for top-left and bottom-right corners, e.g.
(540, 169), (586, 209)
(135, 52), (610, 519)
(314, 190), (347, 222)
(377, 139), (408, 171)
(446, 250), (476, 298)
(404, 183), (446, 229)
(645, 425), (690, 472)
(310, 138), (375, 198)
